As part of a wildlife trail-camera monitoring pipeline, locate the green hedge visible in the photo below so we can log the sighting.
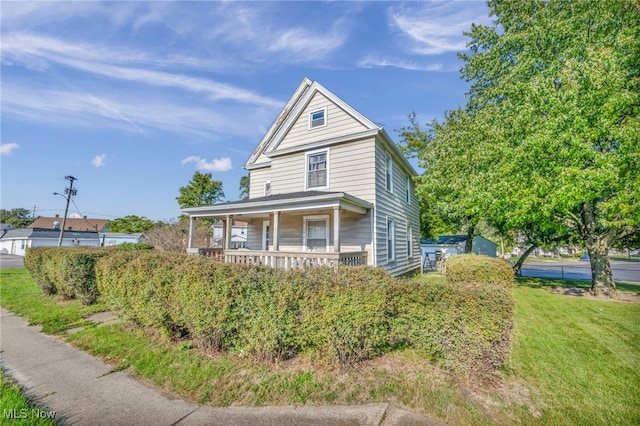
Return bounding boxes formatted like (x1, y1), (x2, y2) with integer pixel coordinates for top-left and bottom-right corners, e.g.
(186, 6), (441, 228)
(445, 254), (515, 286)
(24, 245), (151, 305)
(27, 248), (514, 377)
(24, 247), (57, 295)
(301, 267), (397, 364)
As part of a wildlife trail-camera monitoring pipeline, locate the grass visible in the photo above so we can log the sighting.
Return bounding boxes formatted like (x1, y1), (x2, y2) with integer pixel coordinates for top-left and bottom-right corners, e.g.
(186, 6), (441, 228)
(0, 268), (107, 334)
(517, 275), (640, 294)
(2, 267), (639, 424)
(0, 370), (58, 426)
(509, 278), (640, 425)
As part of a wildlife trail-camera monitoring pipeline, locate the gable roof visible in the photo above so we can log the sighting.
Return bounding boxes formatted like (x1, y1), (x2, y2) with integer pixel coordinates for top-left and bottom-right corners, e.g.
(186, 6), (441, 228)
(29, 216), (109, 232)
(244, 78), (416, 176)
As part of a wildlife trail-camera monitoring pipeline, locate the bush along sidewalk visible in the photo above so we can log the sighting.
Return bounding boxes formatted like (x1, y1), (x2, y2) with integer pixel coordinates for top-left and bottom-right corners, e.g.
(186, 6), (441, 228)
(25, 247), (515, 380)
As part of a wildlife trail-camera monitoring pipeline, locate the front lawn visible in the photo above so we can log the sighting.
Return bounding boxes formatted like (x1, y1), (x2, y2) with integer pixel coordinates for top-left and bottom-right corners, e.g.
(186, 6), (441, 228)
(1, 268), (638, 424)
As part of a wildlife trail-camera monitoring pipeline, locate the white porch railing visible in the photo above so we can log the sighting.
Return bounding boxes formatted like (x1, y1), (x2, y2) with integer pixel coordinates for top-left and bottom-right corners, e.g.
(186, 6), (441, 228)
(221, 250), (368, 271)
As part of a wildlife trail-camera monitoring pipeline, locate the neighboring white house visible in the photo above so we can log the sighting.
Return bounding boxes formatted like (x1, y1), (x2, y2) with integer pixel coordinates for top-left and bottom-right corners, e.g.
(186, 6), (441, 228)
(420, 235), (498, 261)
(99, 232), (146, 247)
(183, 78), (421, 276)
(212, 222), (248, 249)
(0, 228), (100, 256)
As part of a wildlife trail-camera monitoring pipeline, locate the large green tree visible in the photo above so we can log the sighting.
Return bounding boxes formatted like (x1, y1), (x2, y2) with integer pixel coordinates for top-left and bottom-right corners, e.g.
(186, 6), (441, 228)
(106, 215), (154, 233)
(398, 110), (502, 253)
(407, 0), (639, 295)
(239, 175), (250, 200)
(0, 208), (36, 228)
(176, 171), (225, 209)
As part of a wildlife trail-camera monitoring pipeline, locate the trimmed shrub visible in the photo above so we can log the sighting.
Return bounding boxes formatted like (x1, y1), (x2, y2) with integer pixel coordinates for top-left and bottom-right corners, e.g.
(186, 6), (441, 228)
(108, 242), (155, 251)
(25, 247), (109, 304)
(233, 268), (309, 361)
(95, 250), (143, 313)
(393, 278), (514, 379)
(93, 250), (514, 378)
(301, 267), (397, 364)
(445, 254), (514, 286)
(116, 251), (184, 336)
(172, 259), (247, 351)
(24, 247), (57, 294)
(58, 248), (109, 304)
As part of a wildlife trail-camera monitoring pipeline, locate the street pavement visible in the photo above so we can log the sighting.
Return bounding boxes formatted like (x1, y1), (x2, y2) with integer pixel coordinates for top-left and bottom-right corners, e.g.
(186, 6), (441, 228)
(0, 253), (441, 426)
(0, 253), (24, 269)
(519, 259), (640, 283)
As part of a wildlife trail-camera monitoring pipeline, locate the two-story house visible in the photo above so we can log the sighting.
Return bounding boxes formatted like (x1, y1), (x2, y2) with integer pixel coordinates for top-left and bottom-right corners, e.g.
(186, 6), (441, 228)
(183, 78), (420, 276)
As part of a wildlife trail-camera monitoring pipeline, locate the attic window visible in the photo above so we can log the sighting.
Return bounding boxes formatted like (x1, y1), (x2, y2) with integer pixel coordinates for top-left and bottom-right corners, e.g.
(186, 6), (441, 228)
(309, 108), (326, 129)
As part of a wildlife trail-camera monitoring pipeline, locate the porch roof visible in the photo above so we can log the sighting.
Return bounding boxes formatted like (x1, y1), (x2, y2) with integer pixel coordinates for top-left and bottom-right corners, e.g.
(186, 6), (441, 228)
(182, 191), (372, 218)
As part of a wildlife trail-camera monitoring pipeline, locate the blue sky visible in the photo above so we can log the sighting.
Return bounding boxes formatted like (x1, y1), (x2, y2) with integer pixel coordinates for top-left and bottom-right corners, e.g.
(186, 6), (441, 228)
(1, 1), (491, 222)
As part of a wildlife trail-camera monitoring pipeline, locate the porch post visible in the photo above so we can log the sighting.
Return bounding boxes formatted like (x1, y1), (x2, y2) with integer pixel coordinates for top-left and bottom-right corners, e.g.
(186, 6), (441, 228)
(273, 211), (280, 251)
(188, 216), (195, 251)
(333, 206), (341, 253)
(225, 215), (232, 250)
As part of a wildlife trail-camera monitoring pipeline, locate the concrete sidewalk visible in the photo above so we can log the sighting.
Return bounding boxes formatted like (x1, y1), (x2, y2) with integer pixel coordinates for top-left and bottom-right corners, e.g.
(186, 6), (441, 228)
(0, 308), (441, 425)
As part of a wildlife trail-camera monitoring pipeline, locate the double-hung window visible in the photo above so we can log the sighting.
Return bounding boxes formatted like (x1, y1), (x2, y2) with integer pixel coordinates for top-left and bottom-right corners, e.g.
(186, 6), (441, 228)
(264, 180), (271, 196)
(304, 215), (329, 252)
(385, 153), (393, 192)
(407, 226), (413, 258)
(406, 176), (411, 204)
(387, 218), (395, 261)
(306, 150), (328, 189)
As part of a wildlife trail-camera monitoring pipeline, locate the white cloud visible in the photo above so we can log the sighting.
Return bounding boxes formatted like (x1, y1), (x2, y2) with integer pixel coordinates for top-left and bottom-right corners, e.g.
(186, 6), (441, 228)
(267, 23), (346, 62)
(1, 83), (272, 138)
(91, 154), (107, 167)
(388, 2), (491, 55)
(181, 156), (233, 172)
(358, 56), (445, 72)
(0, 143), (19, 155)
(1, 34), (281, 108)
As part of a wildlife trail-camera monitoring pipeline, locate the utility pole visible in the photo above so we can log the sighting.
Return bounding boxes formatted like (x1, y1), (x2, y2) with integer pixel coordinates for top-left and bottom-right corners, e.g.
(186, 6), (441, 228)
(56, 175), (78, 247)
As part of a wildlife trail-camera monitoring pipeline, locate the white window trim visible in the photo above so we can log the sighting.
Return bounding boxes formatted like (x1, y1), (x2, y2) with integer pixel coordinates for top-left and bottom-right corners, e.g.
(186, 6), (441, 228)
(406, 176), (411, 204)
(304, 148), (330, 190)
(387, 217), (395, 262)
(308, 107), (327, 130)
(385, 152), (393, 193)
(407, 225), (413, 258)
(264, 180), (271, 196)
(303, 214), (329, 253)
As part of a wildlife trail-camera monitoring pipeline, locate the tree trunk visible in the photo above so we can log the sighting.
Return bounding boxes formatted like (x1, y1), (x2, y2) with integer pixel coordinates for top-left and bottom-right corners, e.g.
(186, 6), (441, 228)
(586, 242), (616, 296)
(580, 202), (616, 296)
(512, 244), (538, 275)
(464, 224), (474, 253)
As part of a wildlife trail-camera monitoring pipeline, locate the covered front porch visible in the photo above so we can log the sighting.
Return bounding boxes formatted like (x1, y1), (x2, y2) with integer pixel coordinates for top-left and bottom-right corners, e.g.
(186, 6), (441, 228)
(183, 191), (373, 271)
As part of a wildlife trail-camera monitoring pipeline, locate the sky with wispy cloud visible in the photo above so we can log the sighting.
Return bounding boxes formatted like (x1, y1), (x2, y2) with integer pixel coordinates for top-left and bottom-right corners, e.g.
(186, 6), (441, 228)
(1, 1), (491, 221)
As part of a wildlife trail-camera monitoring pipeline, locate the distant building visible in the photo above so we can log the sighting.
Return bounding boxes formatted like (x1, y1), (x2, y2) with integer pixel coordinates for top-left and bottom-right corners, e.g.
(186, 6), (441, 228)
(420, 235), (498, 260)
(0, 228), (100, 256)
(99, 232), (146, 247)
(29, 215), (109, 232)
(212, 221), (248, 249)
